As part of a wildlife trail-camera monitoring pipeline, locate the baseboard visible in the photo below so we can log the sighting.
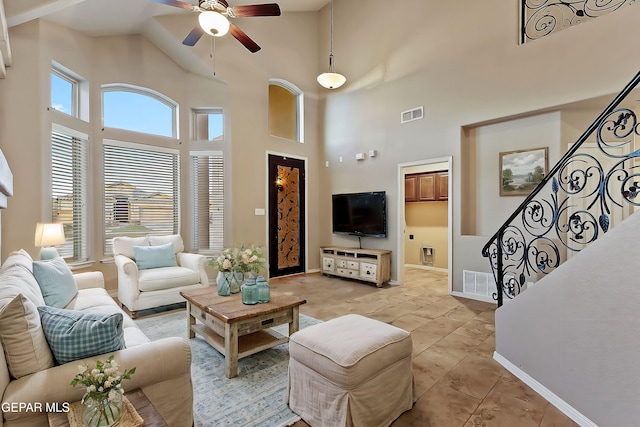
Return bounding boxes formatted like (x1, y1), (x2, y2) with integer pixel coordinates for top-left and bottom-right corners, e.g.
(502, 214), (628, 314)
(306, 268), (320, 274)
(404, 263), (448, 273)
(450, 290), (496, 304)
(493, 352), (597, 427)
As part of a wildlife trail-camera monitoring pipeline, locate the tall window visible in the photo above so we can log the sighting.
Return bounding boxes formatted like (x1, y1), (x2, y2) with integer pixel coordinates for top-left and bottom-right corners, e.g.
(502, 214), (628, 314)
(103, 140), (180, 254)
(51, 125), (88, 261)
(269, 79), (304, 142)
(102, 85), (177, 138)
(190, 151), (224, 253)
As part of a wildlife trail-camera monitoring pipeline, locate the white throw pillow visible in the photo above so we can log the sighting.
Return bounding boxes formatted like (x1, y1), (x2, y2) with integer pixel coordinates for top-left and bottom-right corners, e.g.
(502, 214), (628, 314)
(112, 236), (149, 259)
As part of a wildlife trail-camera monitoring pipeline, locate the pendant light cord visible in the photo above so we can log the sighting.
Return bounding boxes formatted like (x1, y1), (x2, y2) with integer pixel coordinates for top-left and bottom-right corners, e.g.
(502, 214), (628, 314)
(329, 0), (334, 71)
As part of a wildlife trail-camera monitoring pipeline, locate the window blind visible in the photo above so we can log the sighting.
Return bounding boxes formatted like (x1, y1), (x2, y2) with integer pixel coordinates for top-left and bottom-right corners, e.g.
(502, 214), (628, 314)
(190, 151), (224, 253)
(103, 140), (180, 254)
(51, 127), (88, 261)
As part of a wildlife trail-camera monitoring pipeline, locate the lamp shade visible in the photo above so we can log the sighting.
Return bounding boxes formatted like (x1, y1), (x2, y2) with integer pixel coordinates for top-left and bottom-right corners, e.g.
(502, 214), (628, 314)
(199, 11), (230, 37)
(317, 72), (347, 89)
(35, 223), (65, 247)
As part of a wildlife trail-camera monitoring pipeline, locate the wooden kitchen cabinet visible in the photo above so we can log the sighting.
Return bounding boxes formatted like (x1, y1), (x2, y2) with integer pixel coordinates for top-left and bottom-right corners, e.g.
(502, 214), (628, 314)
(405, 175), (418, 202)
(405, 171), (448, 202)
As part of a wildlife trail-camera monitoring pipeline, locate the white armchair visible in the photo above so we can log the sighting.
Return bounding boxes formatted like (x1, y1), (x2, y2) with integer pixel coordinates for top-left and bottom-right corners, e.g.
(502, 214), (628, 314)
(113, 235), (209, 318)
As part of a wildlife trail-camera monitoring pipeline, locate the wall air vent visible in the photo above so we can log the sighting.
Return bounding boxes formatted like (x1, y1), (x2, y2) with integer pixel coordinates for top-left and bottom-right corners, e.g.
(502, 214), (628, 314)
(401, 106), (423, 124)
(463, 270), (497, 298)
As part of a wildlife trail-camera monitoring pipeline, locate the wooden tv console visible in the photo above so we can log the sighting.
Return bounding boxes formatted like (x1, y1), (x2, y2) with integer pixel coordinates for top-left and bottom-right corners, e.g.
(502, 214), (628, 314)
(320, 247), (391, 287)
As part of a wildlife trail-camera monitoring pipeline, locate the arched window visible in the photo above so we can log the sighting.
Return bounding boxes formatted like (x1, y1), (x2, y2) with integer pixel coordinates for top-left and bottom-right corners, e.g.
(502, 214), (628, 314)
(269, 79), (304, 142)
(102, 84), (178, 138)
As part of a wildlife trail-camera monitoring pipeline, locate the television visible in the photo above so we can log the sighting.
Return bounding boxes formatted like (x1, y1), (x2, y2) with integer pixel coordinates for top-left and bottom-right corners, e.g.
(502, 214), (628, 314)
(332, 191), (387, 238)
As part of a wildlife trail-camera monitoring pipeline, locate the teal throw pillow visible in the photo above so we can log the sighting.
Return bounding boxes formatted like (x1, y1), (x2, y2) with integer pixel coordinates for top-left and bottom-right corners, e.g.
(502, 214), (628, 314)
(37, 306), (125, 365)
(133, 242), (176, 270)
(33, 256), (78, 308)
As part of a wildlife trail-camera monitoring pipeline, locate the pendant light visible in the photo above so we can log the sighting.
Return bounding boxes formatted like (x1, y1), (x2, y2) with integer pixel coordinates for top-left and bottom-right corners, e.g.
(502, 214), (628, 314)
(317, 0), (346, 89)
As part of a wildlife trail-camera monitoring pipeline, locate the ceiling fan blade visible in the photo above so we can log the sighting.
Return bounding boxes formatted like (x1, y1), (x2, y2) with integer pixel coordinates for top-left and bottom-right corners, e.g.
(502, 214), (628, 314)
(150, 0), (197, 12)
(182, 26), (205, 46)
(230, 24), (261, 53)
(230, 3), (281, 17)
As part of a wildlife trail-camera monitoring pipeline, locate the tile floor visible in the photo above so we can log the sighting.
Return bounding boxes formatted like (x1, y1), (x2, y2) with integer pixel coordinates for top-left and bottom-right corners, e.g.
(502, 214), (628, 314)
(270, 268), (578, 427)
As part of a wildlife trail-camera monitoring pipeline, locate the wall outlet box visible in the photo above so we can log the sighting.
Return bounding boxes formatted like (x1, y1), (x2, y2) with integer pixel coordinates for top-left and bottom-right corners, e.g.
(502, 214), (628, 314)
(369, 150), (377, 157)
(254, 208), (265, 216)
(355, 152), (365, 160)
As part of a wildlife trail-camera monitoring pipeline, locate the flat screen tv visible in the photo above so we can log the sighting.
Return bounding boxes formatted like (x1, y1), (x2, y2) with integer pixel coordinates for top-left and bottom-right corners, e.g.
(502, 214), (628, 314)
(332, 191), (387, 238)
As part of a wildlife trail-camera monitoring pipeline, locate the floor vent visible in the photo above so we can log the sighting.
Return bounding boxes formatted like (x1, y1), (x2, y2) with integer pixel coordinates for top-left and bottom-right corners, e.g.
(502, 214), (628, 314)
(463, 270), (497, 297)
(401, 106), (423, 123)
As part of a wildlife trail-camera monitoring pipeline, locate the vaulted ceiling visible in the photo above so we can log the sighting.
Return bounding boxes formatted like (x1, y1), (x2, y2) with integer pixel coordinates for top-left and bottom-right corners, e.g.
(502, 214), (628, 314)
(0, 0), (330, 78)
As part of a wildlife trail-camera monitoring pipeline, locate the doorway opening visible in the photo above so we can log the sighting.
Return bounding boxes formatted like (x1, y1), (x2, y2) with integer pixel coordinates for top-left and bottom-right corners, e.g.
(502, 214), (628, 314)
(397, 157), (452, 293)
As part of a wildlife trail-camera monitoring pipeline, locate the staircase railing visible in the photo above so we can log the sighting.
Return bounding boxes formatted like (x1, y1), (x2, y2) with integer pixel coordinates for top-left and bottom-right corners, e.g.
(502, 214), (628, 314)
(482, 71), (640, 306)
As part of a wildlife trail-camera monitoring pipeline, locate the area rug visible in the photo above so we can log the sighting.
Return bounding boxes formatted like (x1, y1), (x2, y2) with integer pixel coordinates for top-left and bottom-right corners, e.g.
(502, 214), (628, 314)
(134, 309), (321, 427)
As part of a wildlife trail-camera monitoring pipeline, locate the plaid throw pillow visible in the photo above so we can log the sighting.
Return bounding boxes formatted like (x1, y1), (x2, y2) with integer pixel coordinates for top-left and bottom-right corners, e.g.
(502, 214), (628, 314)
(37, 306), (125, 365)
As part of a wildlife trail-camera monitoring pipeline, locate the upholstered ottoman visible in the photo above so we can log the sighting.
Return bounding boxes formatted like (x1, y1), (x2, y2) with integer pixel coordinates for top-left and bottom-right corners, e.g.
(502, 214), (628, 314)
(287, 314), (415, 427)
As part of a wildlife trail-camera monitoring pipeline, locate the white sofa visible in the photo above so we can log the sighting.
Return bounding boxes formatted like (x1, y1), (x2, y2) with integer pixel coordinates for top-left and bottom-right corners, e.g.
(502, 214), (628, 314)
(0, 250), (193, 426)
(113, 235), (209, 317)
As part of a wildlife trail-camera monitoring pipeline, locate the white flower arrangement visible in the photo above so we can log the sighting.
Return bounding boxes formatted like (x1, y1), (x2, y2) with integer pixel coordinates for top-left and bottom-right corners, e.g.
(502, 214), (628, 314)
(71, 355), (136, 401)
(209, 245), (266, 274)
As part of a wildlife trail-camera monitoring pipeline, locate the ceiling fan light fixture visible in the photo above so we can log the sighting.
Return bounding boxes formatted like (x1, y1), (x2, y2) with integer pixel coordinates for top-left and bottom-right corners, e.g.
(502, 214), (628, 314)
(317, 0), (345, 90)
(199, 11), (230, 37)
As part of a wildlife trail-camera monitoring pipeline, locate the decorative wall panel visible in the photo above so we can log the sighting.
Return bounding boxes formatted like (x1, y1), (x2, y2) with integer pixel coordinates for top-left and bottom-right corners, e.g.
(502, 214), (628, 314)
(521, 0), (637, 43)
(277, 166), (300, 269)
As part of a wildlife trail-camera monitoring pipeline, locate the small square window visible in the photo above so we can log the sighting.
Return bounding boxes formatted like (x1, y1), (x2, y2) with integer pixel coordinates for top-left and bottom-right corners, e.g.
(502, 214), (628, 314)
(51, 71), (76, 117)
(194, 110), (224, 141)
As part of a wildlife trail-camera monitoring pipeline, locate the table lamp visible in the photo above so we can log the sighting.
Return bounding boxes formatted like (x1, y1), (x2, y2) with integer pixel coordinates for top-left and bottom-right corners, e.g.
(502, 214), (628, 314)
(34, 223), (65, 260)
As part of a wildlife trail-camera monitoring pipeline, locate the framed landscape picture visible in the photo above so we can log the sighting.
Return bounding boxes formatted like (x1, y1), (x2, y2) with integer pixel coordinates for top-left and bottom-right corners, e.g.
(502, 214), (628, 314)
(499, 147), (548, 196)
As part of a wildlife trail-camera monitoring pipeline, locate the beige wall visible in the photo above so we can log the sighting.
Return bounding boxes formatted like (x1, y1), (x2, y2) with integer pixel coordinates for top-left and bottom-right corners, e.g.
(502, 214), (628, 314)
(404, 201), (448, 269)
(318, 0), (640, 290)
(0, 14), (320, 290)
(2, 1), (640, 294)
(495, 207), (640, 425)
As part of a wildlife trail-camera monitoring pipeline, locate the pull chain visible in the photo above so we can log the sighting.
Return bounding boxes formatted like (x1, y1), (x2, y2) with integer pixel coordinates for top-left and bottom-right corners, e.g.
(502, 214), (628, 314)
(210, 36), (216, 77)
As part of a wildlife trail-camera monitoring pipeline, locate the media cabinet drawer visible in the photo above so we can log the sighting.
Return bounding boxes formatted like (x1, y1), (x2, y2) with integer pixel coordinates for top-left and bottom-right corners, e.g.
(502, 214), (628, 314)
(337, 268), (358, 277)
(336, 259), (348, 268)
(322, 257), (335, 271)
(360, 263), (377, 280)
(347, 261), (359, 269)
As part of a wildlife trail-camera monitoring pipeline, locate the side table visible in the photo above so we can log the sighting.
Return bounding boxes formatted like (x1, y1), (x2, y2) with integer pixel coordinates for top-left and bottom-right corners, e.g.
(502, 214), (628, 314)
(47, 389), (167, 427)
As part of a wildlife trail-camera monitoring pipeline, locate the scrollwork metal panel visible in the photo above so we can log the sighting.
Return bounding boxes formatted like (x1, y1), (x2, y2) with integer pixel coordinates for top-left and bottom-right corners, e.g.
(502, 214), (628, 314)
(521, 0), (637, 43)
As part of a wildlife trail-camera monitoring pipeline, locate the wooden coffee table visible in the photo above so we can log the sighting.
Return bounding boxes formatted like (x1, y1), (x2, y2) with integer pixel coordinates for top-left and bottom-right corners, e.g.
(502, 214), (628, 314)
(180, 288), (306, 378)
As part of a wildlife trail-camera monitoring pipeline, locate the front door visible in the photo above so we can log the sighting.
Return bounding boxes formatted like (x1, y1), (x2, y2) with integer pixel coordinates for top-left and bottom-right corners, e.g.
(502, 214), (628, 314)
(268, 154), (306, 277)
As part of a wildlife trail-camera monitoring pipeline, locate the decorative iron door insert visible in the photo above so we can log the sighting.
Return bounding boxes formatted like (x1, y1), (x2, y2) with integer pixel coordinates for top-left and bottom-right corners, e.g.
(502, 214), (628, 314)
(268, 154), (306, 277)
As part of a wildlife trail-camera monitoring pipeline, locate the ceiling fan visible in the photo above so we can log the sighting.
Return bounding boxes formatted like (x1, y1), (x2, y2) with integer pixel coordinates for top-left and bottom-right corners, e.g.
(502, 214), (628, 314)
(151, 0), (281, 53)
